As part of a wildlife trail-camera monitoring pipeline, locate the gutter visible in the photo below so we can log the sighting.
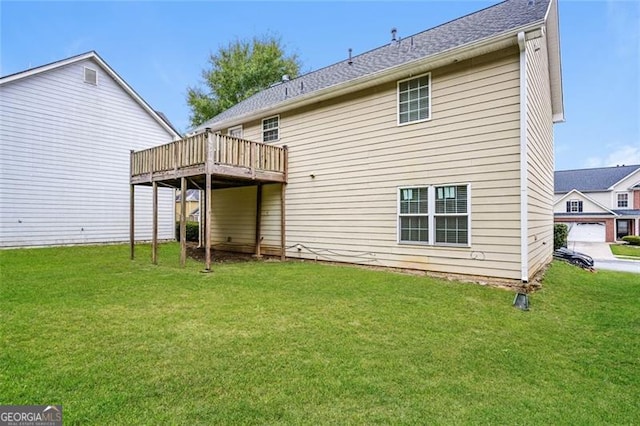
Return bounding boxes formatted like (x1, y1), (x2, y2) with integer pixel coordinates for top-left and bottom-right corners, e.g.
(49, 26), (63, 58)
(518, 32), (529, 283)
(195, 21), (545, 133)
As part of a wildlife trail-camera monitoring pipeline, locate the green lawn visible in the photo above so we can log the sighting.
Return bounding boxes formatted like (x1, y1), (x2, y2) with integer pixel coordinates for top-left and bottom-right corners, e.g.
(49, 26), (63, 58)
(1, 244), (638, 424)
(610, 243), (640, 259)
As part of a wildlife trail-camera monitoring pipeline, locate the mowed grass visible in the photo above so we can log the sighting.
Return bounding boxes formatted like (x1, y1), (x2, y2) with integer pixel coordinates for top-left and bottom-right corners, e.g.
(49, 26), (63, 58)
(1, 244), (638, 424)
(610, 243), (640, 259)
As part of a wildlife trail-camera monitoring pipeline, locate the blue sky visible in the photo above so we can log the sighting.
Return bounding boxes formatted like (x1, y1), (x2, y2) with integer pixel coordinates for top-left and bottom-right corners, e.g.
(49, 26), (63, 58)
(1, 0), (638, 171)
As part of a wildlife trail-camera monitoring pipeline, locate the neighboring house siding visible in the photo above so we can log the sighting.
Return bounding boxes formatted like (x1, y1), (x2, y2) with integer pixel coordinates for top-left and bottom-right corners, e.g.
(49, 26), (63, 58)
(552, 195), (609, 214)
(0, 58), (175, 247)
(525, 32), (554, 278)
(213, 48), (524, 280)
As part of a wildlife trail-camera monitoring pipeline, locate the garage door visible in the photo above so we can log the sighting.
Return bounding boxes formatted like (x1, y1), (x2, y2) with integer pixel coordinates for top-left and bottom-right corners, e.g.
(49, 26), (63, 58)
(568, 222), (606, 242)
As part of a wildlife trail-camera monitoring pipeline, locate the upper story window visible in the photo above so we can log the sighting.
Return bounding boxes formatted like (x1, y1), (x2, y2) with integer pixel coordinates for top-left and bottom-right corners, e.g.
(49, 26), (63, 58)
(228, 125), (243, 138)
(262, 116), (279, 142)
(398, 73), (431, 125)
(617, 193), (629, 208)
(566, 200), (583, 213)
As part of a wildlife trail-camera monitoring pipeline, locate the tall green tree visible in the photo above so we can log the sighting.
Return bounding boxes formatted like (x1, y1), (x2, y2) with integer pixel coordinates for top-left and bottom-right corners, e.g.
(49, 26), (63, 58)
(187, 35), (301, 127)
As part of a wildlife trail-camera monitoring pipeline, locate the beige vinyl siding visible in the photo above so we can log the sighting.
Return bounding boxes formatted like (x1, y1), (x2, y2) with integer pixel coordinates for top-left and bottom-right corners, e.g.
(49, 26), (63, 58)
(525, 32), (555, 278)
(211, 47), (524, 280)
(209, 184), (283, 255)
(210, 186), (257, 253)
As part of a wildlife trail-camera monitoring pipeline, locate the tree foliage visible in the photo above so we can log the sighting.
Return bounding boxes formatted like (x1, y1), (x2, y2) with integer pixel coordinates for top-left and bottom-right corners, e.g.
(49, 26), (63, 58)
(187, 35), (301, 127)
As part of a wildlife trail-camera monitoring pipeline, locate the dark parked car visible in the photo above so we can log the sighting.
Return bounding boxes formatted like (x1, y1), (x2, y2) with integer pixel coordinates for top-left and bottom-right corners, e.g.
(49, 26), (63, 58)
(553, 247), (595, 270)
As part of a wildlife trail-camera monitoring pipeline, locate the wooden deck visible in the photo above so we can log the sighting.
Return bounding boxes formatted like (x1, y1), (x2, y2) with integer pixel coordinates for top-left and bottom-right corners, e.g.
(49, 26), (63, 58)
(129, 130), (288, 270)
(130, 132), (288, 188)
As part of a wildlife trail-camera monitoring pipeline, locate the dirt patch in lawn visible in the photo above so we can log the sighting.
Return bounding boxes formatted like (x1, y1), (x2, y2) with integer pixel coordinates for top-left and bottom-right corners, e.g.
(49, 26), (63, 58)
(186, 243), (278, 263)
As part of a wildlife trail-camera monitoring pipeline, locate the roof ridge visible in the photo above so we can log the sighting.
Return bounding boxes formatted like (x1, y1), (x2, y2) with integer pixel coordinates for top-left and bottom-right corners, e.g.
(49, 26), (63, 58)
(194, 0), (551, 132)
(283, 0), (513, 86)
(0, 50), (97, 81)
(556, 164), (640, 173)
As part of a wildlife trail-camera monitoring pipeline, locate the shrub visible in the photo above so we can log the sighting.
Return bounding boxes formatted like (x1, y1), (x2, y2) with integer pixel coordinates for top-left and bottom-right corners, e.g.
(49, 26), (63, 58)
(175, 221), (200, 242)
(554, 223), (568, 250)
(622, 235), (640, 246)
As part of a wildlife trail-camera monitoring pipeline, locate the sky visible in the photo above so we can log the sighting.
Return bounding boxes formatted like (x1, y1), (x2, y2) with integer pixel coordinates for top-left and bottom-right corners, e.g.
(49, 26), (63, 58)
(1, 0), (638, 171)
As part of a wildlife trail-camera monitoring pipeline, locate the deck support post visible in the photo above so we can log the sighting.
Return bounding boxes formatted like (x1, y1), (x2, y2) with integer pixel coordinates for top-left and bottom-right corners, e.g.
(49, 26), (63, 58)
(204, 129), (214, 272)
(180, 177), (187, 267)
(280, 145), (288, 261)
(129, 184), (135, 260)
(205, 174), (212, 271)
(152, 181), (158, 265)
(255, 184), (263, 258)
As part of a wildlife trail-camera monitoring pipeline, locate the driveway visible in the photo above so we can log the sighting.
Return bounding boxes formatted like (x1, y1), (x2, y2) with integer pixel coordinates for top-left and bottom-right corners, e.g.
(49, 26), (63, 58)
(568, 241), (640, 274)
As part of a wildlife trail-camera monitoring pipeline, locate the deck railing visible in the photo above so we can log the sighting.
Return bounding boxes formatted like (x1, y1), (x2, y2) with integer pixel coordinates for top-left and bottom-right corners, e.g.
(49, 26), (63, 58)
(131, 133), (287, 177)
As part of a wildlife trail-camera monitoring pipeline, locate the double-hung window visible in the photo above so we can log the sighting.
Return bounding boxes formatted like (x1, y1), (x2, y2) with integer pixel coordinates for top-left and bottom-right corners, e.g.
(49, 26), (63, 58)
(399, 187), (429, 243)
(434, 185), (469, 245)
(398, 184), (470, 246)
(262, 116), (279, 142)
(617, 193), (628, 208)
(398, 73), (431, 125)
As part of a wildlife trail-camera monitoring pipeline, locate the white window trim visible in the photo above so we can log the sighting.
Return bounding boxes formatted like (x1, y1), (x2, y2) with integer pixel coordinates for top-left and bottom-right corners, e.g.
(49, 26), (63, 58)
(228, 125), (243, 138)
(262, 115), (280, 143)
(397, 72), (432, 127)
(568, 199), (582, 213)
(83, 66), (97, 85)
(616, 192), (629, 208)
(397, 185), (430, 246)
(433, 184), (471, 247)
(397, 184), (471, 247)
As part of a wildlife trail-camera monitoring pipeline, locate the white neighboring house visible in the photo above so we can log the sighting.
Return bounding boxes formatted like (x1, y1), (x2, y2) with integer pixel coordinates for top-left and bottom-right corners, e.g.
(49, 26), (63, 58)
(554, 165), (640, 242)
(0, 51), (180, 248)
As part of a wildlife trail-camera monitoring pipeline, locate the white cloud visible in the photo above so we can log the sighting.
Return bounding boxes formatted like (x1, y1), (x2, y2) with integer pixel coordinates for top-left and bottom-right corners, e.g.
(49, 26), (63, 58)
(584, 144), (640, 168)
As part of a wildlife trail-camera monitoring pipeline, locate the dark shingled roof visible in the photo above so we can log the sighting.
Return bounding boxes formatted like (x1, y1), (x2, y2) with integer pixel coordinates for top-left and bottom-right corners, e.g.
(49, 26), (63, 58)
(555, 165), (640, 193)
(194, 0), (550, 132)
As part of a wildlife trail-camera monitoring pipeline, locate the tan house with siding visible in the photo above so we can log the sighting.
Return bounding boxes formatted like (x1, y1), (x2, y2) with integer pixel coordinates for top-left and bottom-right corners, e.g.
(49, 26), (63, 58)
(130, 0), (563, 283)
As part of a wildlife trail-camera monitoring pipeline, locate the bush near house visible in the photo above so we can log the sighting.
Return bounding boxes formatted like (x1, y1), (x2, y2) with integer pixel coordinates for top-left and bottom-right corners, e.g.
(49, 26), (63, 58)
(554, 223), (568, 250)
(622, 235), (640, 246)
(175, 221), (199, 242)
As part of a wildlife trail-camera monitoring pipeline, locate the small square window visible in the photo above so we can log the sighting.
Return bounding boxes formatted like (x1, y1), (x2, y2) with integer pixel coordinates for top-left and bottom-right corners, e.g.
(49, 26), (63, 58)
(617, 193), (629, 208)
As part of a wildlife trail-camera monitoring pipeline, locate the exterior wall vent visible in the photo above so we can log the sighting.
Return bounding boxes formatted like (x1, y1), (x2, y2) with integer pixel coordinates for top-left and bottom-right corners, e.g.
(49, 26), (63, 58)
(84, 67), (97, 85)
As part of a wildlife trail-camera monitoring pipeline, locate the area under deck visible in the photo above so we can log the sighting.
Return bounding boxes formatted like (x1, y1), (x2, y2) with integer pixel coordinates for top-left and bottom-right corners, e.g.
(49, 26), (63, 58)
(129, 131), (288, 270)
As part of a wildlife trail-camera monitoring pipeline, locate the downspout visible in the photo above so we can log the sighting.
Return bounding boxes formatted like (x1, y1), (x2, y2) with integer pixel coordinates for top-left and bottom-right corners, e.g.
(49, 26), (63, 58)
(518, 31), (529, 283)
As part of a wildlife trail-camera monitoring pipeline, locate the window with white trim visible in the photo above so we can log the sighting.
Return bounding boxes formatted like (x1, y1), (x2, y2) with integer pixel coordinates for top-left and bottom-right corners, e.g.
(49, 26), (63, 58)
(617, 193), (629, 208)
(262, 116), (279, 142)
(566, 200), (583, 213)
(399, 187), (429, 243)
(228, 125), (243, 138)
(398, 73), (431, 125)
(435, 185), (469, 245)
(398, 184), (470, 246)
